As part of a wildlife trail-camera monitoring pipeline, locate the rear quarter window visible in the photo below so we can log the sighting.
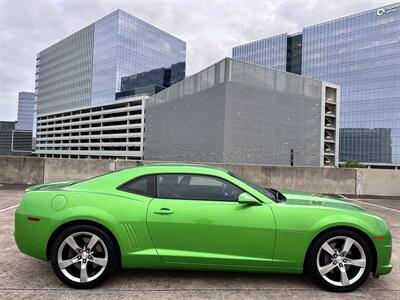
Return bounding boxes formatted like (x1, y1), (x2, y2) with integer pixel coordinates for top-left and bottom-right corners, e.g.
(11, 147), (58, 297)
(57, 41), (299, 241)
(118, 175), (156, 197)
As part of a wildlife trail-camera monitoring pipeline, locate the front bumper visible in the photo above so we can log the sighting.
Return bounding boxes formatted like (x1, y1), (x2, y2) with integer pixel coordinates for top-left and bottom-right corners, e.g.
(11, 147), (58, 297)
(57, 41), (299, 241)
(374, 230), (392, 275)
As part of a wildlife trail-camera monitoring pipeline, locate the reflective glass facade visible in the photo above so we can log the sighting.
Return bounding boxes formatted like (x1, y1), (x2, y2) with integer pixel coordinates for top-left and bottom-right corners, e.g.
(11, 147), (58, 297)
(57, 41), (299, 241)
(118, 61), (186, 98)
(90, 11), (119, 105)
(15, 92), (34, 131)
(91, 10), (186, 105)
(0, 121), (32, 156)
(232, 34), (287, 71)
(340, 128), (392, 163)
(0, 121), (15, 130)
(233, 3), (400, 165)
(302, 4), (400, 165)
(36, 9), (186, 114)
(286, 34), (302, 75)
(35, 25), (94, 115)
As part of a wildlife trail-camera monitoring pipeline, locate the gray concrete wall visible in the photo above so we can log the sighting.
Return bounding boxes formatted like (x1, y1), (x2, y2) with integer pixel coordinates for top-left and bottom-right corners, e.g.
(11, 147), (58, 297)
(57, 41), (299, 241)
(116, 160), (355, 194)
(144, 83), (226, 163)
(144, 58), (328, 167)
(211, 163), (355, 194)
(356, 168), (400, 197)
(1, 156), (400, 196)
(43, 158), (116, 183)
(118, 160), (355, 194)
(223, 60), (323, 167)
(0, 156), (44, 184)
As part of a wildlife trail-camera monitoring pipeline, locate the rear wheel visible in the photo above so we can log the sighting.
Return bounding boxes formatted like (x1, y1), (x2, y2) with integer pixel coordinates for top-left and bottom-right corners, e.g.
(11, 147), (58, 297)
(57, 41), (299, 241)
(50, 224), (117, 288)
(307, 229), (372, 292)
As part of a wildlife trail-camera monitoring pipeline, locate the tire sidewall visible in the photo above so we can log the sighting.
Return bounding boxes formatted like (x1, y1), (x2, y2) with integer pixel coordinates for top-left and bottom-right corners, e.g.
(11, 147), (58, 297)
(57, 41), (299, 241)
(307, 229), (373, 292)
(50, 224), (117, 289)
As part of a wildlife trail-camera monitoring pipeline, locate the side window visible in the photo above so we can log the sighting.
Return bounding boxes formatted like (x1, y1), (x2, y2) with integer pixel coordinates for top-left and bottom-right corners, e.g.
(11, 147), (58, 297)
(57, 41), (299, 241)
(118, 175), (155, 197)
(157, 174), (243, 201)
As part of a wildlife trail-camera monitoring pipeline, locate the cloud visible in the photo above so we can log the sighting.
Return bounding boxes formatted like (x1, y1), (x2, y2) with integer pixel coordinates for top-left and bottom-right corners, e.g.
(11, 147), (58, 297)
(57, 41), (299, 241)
(0, 0), (394, 120)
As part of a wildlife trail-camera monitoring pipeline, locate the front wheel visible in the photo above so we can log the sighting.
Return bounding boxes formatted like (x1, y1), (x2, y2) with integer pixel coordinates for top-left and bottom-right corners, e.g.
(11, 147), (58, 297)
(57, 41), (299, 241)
(307, 229), (373, 292)
(50, 224), (118, 288)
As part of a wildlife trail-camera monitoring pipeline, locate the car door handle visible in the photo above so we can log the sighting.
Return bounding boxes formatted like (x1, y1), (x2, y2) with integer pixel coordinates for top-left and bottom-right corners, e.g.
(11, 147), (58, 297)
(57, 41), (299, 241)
(153, 208), (174, 215)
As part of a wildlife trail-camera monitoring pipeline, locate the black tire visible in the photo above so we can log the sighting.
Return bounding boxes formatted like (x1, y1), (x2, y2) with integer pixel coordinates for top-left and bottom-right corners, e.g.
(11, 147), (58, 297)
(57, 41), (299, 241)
(307, 229), (373, 292)
(50, 224), (118, 289)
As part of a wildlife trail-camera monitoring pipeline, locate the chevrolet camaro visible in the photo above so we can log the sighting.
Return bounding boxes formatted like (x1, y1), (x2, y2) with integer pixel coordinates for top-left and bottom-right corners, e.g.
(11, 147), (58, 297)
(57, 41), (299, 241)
(14, 163), (392, 292)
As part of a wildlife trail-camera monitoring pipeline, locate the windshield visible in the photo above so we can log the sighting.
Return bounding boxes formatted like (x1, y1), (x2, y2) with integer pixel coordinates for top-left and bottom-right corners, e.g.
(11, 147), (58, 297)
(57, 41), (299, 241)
(228, 172), (278, 202)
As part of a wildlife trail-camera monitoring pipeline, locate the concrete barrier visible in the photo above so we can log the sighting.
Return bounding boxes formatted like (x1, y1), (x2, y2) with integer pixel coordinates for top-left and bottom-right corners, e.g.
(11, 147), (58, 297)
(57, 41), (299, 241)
(115, 160), (138, 170)
(115, 160), (167, 170)
(0, 156), (44, 184)
(1, 156), (400, 196)
(356, 168), (400, 197)
(117, 161), (356, 194)
(43, 158), (116, 183)
(212, 163), (356, 195)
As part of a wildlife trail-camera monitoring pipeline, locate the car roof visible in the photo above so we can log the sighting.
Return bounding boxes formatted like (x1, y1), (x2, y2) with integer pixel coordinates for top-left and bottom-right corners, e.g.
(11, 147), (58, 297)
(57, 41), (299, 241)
(131, 163), (229, 173)
(69, 163), (230, 190)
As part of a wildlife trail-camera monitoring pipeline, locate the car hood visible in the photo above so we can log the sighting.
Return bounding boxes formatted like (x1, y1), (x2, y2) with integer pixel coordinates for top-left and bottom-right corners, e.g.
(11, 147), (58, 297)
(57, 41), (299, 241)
(277, 189), (371, 214)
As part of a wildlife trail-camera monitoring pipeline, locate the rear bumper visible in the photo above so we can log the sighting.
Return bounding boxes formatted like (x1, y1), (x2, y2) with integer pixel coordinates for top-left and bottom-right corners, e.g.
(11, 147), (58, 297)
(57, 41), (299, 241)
(15, 206), (55, 261)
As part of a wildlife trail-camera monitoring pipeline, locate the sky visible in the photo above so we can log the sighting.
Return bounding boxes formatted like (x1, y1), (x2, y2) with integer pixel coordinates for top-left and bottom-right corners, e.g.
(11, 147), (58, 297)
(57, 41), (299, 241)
(0, 0), (396, 121)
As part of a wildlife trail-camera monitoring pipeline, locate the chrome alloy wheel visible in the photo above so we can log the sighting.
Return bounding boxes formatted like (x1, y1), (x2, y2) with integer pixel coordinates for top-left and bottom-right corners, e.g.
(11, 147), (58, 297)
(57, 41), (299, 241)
(317, 236), (367, 287)
(57, 231), (108, 283)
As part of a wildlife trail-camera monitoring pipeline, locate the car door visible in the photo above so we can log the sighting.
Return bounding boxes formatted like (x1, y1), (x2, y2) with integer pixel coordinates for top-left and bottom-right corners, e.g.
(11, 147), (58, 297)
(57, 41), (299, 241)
(146, 173), (276, 268)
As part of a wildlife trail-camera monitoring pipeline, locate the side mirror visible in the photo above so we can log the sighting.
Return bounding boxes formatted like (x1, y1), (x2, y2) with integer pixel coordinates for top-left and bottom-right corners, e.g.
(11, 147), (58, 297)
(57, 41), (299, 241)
(238, 192), (262, 206)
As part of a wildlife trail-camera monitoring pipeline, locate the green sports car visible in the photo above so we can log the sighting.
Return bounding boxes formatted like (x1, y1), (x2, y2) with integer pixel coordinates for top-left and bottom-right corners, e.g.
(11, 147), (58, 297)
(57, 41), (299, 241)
(15, 163), (392, 292)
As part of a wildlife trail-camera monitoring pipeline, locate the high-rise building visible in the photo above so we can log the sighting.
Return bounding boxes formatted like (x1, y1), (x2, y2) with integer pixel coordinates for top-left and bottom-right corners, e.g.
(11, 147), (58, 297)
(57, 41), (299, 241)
(0, 121), (16, 130)
(15, 92), (34, 131)
(0, 121), (33, 156)
(233, 2), (400, 167)
(33, 9), (186, 159)
(144, 58), (340, 167)
(35, 9), (186, 116)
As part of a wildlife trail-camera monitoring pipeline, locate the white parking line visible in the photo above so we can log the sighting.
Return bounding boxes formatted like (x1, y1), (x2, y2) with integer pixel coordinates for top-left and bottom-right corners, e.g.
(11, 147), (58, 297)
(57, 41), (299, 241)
(0, 205), (19, 213)
(338, 194), (400, 213)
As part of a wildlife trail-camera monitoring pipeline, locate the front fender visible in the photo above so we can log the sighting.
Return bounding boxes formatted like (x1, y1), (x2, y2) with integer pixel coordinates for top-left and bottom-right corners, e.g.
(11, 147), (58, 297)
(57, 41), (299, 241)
(271, 205), (384, 269)
(308, 213), (381, 241)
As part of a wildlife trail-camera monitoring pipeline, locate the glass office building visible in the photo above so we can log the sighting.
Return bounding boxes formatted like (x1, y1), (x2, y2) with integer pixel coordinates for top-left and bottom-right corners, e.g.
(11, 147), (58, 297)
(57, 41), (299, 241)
(35, 9), (186, 115)
(116, 61), (186, 99)
(233, 2), (400, 166)
(15, 92), (34, 131)
(232, 34), (287, 72)
(0, 121), (33, 156)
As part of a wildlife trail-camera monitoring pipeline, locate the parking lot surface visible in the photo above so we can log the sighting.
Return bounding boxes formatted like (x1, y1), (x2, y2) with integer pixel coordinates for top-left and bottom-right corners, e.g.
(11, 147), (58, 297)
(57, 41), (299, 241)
(0, 184), (398, 299)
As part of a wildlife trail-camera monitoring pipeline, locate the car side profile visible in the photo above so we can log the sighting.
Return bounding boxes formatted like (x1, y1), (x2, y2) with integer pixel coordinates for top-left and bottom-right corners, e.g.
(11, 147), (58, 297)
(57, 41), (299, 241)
(15, 164), (392, 292)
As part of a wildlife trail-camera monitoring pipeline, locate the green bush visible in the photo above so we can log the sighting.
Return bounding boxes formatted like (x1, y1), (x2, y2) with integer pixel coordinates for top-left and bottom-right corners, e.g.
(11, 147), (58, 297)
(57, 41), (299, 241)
(341, 160), (367, 168)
